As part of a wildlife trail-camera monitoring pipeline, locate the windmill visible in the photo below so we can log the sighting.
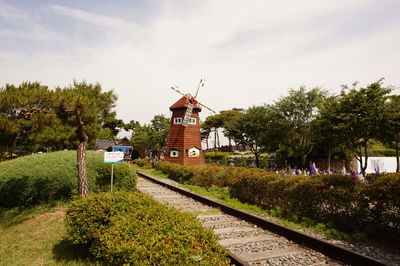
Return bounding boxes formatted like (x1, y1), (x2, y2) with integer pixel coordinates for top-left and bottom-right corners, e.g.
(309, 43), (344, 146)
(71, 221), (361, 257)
(171, 78), (216, 126)
(165, 78), (216, 166)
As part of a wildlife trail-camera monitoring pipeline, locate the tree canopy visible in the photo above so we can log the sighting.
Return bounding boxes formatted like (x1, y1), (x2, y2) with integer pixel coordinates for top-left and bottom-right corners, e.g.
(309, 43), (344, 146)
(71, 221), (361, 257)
(54, 81), (117, 195)
(130, 114), (170, 157)
(225, 105), (285, 167)
(273, 86), (327, 167)
(326, 80), (391, 173)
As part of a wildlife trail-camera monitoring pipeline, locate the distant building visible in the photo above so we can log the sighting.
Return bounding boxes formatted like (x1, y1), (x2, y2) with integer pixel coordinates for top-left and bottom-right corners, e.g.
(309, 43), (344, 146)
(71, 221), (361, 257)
(95, 139), (114, 150)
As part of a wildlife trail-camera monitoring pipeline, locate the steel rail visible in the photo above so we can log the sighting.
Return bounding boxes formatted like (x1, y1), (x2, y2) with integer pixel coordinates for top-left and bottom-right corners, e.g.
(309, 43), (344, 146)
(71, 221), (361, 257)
(136, 171), (388, 266)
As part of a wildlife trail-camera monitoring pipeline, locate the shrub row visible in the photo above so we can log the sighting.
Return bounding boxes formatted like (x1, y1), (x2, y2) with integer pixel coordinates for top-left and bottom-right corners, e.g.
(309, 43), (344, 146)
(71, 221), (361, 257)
(132, 158), (152, 168)
(204, 151), (232, 161)
(0, 151), (136, 208)
(65, 192), (229, 265)
(153, 161), (400, 237)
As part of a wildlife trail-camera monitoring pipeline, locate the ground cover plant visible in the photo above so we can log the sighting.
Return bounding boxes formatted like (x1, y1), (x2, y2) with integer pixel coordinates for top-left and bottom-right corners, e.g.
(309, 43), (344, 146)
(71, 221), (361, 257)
(150, 161), (400, 239)
(0, 150), (136, 208)
(0, 204), (94, 265)
(66, 191), (230, 265)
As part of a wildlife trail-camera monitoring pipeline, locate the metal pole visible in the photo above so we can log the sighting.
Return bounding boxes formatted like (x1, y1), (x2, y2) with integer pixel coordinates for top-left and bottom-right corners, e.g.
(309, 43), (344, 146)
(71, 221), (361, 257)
(111, 163), (114, 192)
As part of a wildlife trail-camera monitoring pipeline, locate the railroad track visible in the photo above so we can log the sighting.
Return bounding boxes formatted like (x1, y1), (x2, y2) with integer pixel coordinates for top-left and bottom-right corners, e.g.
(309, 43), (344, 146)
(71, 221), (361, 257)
(136, 171), (388, 266)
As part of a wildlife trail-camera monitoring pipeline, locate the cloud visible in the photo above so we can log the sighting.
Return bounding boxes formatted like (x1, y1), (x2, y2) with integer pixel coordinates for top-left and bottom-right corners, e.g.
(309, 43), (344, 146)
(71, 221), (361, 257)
(0, 1), (30, 21)
(1, 0), (400, 124)
(50, 5), (142, 31)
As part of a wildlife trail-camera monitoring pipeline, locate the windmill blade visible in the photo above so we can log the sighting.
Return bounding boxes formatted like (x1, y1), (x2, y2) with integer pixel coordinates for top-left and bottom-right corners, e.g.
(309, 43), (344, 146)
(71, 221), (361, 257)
(197, 101), (216, 114)
(194, 78), (205, 98)
(170, 85), (187, 97)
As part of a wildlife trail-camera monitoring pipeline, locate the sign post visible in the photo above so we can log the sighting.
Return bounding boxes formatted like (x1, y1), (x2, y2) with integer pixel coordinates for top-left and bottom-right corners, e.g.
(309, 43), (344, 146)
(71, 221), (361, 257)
(104, 152), (124, 192)
(111, 163), (114, 192)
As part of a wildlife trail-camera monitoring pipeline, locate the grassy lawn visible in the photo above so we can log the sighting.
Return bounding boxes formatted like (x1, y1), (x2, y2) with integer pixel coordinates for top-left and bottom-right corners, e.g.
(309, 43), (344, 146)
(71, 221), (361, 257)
(0, 204), (94, 265)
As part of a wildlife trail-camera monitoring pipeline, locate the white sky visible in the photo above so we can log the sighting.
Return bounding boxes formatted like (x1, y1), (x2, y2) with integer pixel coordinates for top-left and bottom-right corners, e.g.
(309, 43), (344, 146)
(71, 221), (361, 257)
(1, 0), (400, 125)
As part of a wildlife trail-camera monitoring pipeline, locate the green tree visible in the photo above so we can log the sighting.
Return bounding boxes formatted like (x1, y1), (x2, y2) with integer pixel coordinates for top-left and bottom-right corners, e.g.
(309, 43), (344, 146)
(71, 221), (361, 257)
(203, 114), (224, 150)
(219, 108), (243, 148)
(380, 95), (400, 172)
(225, 105), (285, 168)
(313, 96), (347, 173)
(201, 109), (242, 150)
(274, 86), (327, 167)
(129, 115), (170, 156)
(150, 114), (170, 150)
(32, 123), (77, 151)
(96, 127), (115, 142)
(200, 123), (212, 150)
(55, 81), (117, 196)
(331, 80), (391, 174)
(0, 82), (54, 157)
(130, 123), (155, 156)
(102, 117), (125, 144)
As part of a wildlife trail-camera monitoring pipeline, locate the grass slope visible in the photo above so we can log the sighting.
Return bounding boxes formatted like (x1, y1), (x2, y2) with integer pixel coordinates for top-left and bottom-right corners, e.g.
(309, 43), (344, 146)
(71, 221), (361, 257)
(0, 150), (135, 208)
(0, 150), (102, 185)
(0, 205), (94, 265)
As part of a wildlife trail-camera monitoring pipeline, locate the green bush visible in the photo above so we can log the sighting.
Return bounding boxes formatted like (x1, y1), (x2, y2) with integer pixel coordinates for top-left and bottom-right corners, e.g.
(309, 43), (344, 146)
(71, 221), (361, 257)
(95, 163), (136, 191)
(204, 152), (232, 161)
(132, 158), (152, 168)
(238, 157), (247, 167)
(361, 173), (400, 234)
(153, 161), (194, 183)
(66, 192), (229, 265)
(191, 165), (230, 188)
(0, 151), (136, 208)
(152, 161), (400, 238)
(220, 157), (228, 166)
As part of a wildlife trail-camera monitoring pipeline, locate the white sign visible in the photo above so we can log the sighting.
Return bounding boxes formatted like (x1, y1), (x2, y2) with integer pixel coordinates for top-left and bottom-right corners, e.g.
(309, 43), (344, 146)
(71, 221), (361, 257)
(104, 152), (124, 163)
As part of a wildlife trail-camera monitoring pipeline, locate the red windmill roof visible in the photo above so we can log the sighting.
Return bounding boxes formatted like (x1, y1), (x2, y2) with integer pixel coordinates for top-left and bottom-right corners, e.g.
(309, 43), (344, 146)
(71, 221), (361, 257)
(170, 96), (201, 111)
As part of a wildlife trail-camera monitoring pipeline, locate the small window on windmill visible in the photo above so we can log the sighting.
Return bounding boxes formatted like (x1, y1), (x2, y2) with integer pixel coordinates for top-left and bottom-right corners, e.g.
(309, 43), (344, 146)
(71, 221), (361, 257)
(188, 118), (197, 124)
(170, 149), (179, 157)
(188, 147), (200, 157)
(173, 117), (182, 124)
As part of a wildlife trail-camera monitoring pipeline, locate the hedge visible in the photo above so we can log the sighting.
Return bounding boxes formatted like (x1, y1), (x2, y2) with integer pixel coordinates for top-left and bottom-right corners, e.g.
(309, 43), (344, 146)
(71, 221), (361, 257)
(132, 158), (152, 168)
(0, 151), (136, 208)
(204, 151), (232, 161)
(153, 161), (400, 237)
(65, 192), (230, 265)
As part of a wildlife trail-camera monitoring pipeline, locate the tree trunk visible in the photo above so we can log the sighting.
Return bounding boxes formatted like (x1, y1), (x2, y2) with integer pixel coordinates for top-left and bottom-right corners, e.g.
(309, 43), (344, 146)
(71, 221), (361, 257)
(77, 140), (89, 196)
(216, 129), (220, 148)
(214, 128), (217, 150)
(9, 132), (20, 158)
(301, 151), (307, 169)
(75, 109), (89, 196)
(112, 135), (117, 145)
(362, 144), (368, 174)
(255, 153), (260, 168)
(396, 141), (399, 173)
(327, 148), (331, 174)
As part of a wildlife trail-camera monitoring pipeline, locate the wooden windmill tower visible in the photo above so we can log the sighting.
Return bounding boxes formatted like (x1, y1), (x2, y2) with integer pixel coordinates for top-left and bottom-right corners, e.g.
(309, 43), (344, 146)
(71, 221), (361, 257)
(165, 79), (216, 166)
